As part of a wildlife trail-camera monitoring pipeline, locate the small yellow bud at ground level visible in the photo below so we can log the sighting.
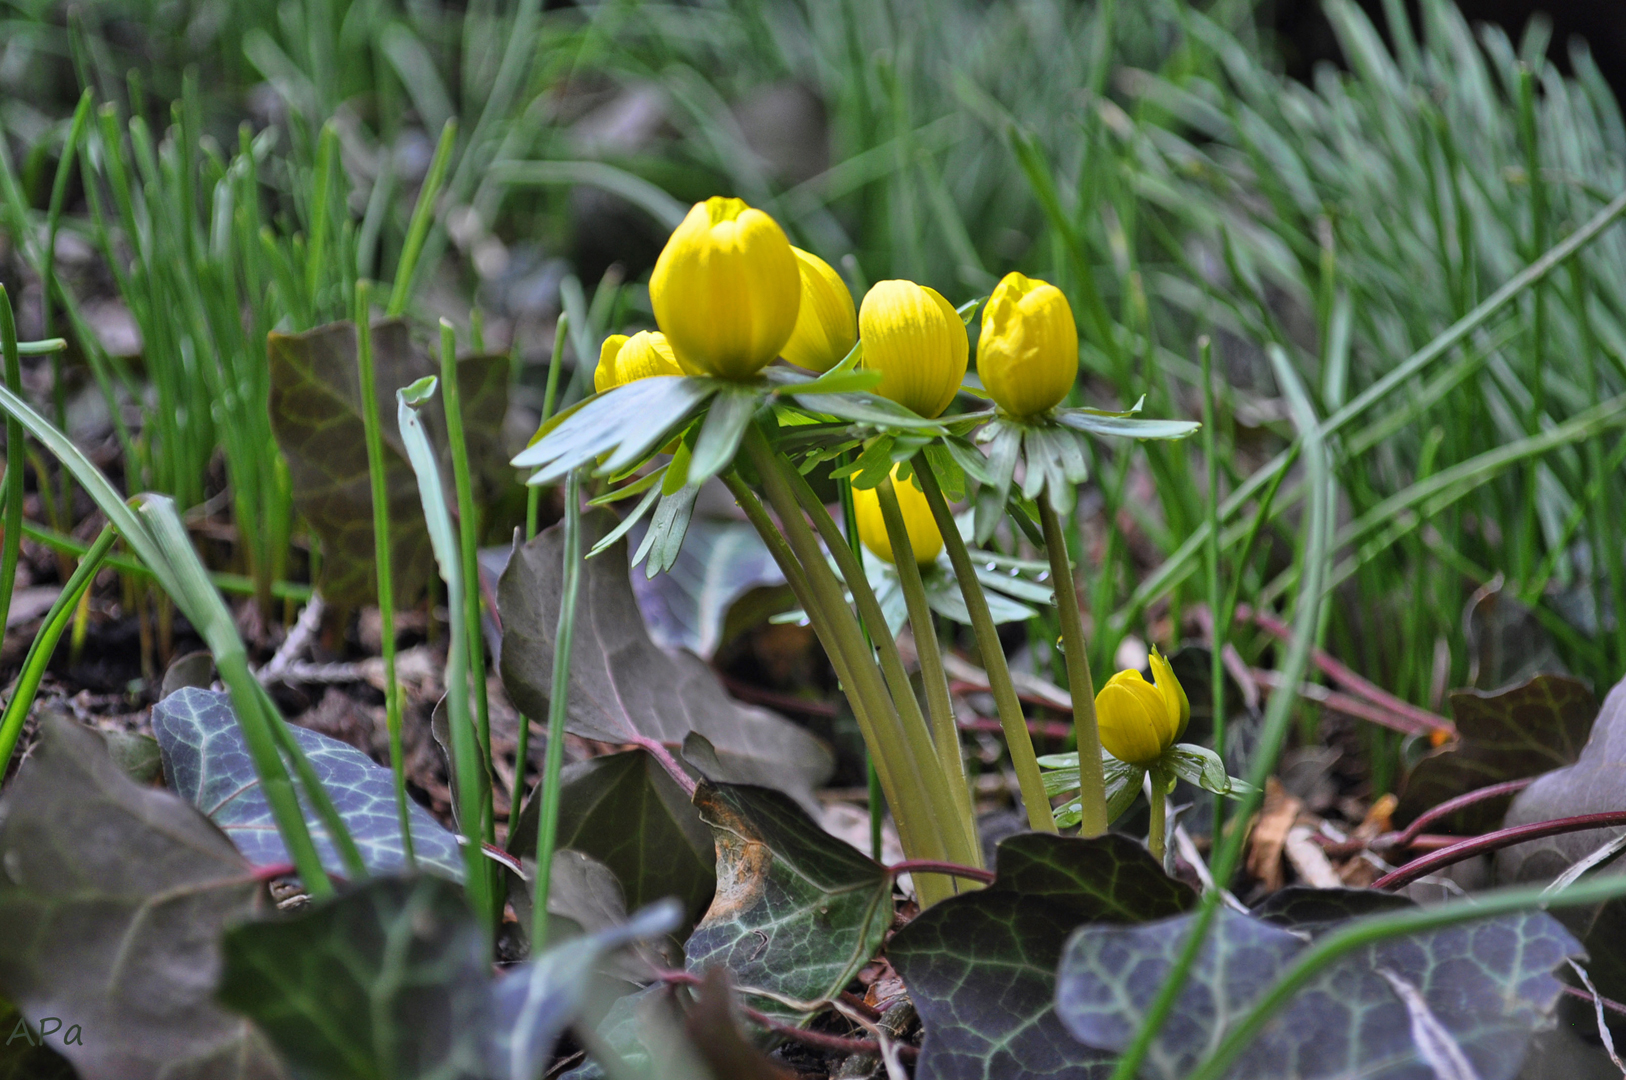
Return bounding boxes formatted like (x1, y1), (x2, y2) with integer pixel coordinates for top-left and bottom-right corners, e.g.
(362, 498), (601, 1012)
(649, 196), (801, 380)
(977, 271), (1078, 418)
(1095, 648), (1187, 765)
(781, 248), (857, 373)
(594, 331), (683, 391)
(858, 280), (968, 419)
(853, 465), (944, 566)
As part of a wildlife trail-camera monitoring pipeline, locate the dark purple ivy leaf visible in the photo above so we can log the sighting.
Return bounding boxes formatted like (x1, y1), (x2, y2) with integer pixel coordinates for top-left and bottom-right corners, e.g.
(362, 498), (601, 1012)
(152, 688), (463, 881)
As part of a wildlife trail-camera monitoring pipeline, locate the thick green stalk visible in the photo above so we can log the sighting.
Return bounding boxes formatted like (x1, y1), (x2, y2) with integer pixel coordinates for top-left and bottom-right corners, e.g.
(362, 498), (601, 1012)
(0, 525), (116, 779)
(740, 428), (957, 904)
(837, 459), (886, 861)
(875, 477), (978, 862)
(1147, 766), (1169, 865)
(354, 287), (414, 869)
(438, 320), (495, 847)
(914, 456), (1056, 833)
(1037, 496), (1106, 838)
(0, 287), (23, 637)
(775, 451), (982, 873)
(531, 469), (583, 950)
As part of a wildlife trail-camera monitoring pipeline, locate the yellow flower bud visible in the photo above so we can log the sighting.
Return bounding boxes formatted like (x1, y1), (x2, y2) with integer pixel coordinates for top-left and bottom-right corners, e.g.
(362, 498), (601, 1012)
(594, 331), (683, 392)
(977, 271), (1078, 417)
(852, 465), (944, 566)
(858, 280), (968, 419)
(595, 334), (630, 394)
(781, 247), (857, 373)
(649, 196), (801, 380)
(1095, 648), (1187, 765)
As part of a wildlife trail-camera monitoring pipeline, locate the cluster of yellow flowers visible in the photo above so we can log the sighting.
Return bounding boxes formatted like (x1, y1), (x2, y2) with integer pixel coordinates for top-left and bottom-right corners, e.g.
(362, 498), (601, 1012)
(597, 194), (1189, 774)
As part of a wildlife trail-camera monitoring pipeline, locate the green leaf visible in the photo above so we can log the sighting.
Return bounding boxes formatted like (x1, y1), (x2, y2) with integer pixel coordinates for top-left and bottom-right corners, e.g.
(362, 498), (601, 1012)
(1052, 409), (1201, 441)
(507, 749), (717, 934)
(683, 782), (892, 1022)
(1165, 743), (1249, 798)
(217, 875), (489, 1080)
(1056, 906), (1581, 1080)
(512, 376), (719, 483)
(889, 833), (1195, 1080)
(634, 482), (701, 577)
(496, 511), (834, 805)
(687, 384), (761, 485)
(152, 687), (465, 881)
(0, 716), (288, 1080)
(268, 319), (510, 606)
(789, 388), (950, 431)
(1396, 673), (1597, 834)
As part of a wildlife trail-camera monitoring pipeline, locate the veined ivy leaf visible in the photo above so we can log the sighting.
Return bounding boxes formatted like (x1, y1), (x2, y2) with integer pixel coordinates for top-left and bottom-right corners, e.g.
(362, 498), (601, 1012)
(1056, 906), (1582, 1080)
(506, 749), (716, 934)
(1397, 674), (1596, 834)
(1250, 887), (1415, 936)
(0, 995), (77, 1079)
(268, 319), (509, 606)
(0, 716), (288, 1080)
(683, 782), (892, 1023)
(496, 511), (834, 805)
(888, 833), (1195, 1080)
(217, 875), (489, 1080)
(152, 687), (464, 881)
(629, 514), (785, 658)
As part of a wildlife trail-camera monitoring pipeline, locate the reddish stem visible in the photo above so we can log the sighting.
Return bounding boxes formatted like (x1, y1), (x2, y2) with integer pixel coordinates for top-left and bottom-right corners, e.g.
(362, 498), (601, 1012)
(1251, 668), (1438, 738)
(1234, 606), (1455, 735)
(251, 862), (299, 883)
(955, 713), (1074, 741)
(1387, 778), (1535, 849)
(1562, 983), (1626, 1019)
(652, 970), (917, 1061)
(888, 859), (997, 884)
(1373, 810), (1626, 890)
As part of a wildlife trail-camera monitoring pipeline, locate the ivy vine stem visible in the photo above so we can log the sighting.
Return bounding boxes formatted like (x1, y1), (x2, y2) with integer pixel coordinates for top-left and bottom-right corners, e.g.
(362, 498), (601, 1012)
(1037, 495), (1108, 837)
(913, 455), (1057, 833)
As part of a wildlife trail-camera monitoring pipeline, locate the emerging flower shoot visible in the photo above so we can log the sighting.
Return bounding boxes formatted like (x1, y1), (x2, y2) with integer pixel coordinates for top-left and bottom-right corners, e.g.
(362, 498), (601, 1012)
(781, 247), (857, 373)
(977, 271), (1078, 418)
(594, 330), (684, 392)
(858, 280), (969, 418)
(649, 196), (801, 379)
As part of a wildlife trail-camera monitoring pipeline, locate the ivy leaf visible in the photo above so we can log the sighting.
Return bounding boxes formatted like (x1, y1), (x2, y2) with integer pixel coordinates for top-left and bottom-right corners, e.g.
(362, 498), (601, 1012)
(506, 749), (717, 935)
(888, 833), (1196, 1080)
(629, 515), (785, 658)
(496, 511), (834, 805)
(0, 715), (288, 1080)
(268, 319), (509, 606)
(683, 782), (892, 1022)
(152, 687), (464, 881)
(1250, 887), (1415, 936)
(217, 875), (490, 1080)
(1396, 674), (1597, 834)
(0, 996), (77, 1079)
(1056, 906), (1581, 1080)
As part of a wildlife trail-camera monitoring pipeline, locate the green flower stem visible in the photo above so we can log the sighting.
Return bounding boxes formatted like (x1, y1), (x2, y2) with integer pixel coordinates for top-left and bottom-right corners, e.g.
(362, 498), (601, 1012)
(437, 320), (496, 851)
(531, 469), (583, 950)
(876, 477), (979, 863)
(0, 524), (116, 779)
(773, 449), (982, 876)
(740, 427), (958, 904)
(1036, 496), (1108, 838)
(837, 468), (886, 862)
(1147, 765), (1169, 865)
(0, 287), (24, 638)
(354, 289), (415, 869)
(914, 456), (1057, 834)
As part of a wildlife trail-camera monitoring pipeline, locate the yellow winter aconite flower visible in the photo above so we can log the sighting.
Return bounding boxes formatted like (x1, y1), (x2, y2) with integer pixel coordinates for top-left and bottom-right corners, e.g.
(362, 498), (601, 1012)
(853, 465), (944, 566)
(594, 331), (683, 392)
(858, 280), (968, 419)
(977, 271), (1078, 417)
(781, 247), (857, 373)
(1095, 647), (1189, 765)
(649, 196), (801, 379)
